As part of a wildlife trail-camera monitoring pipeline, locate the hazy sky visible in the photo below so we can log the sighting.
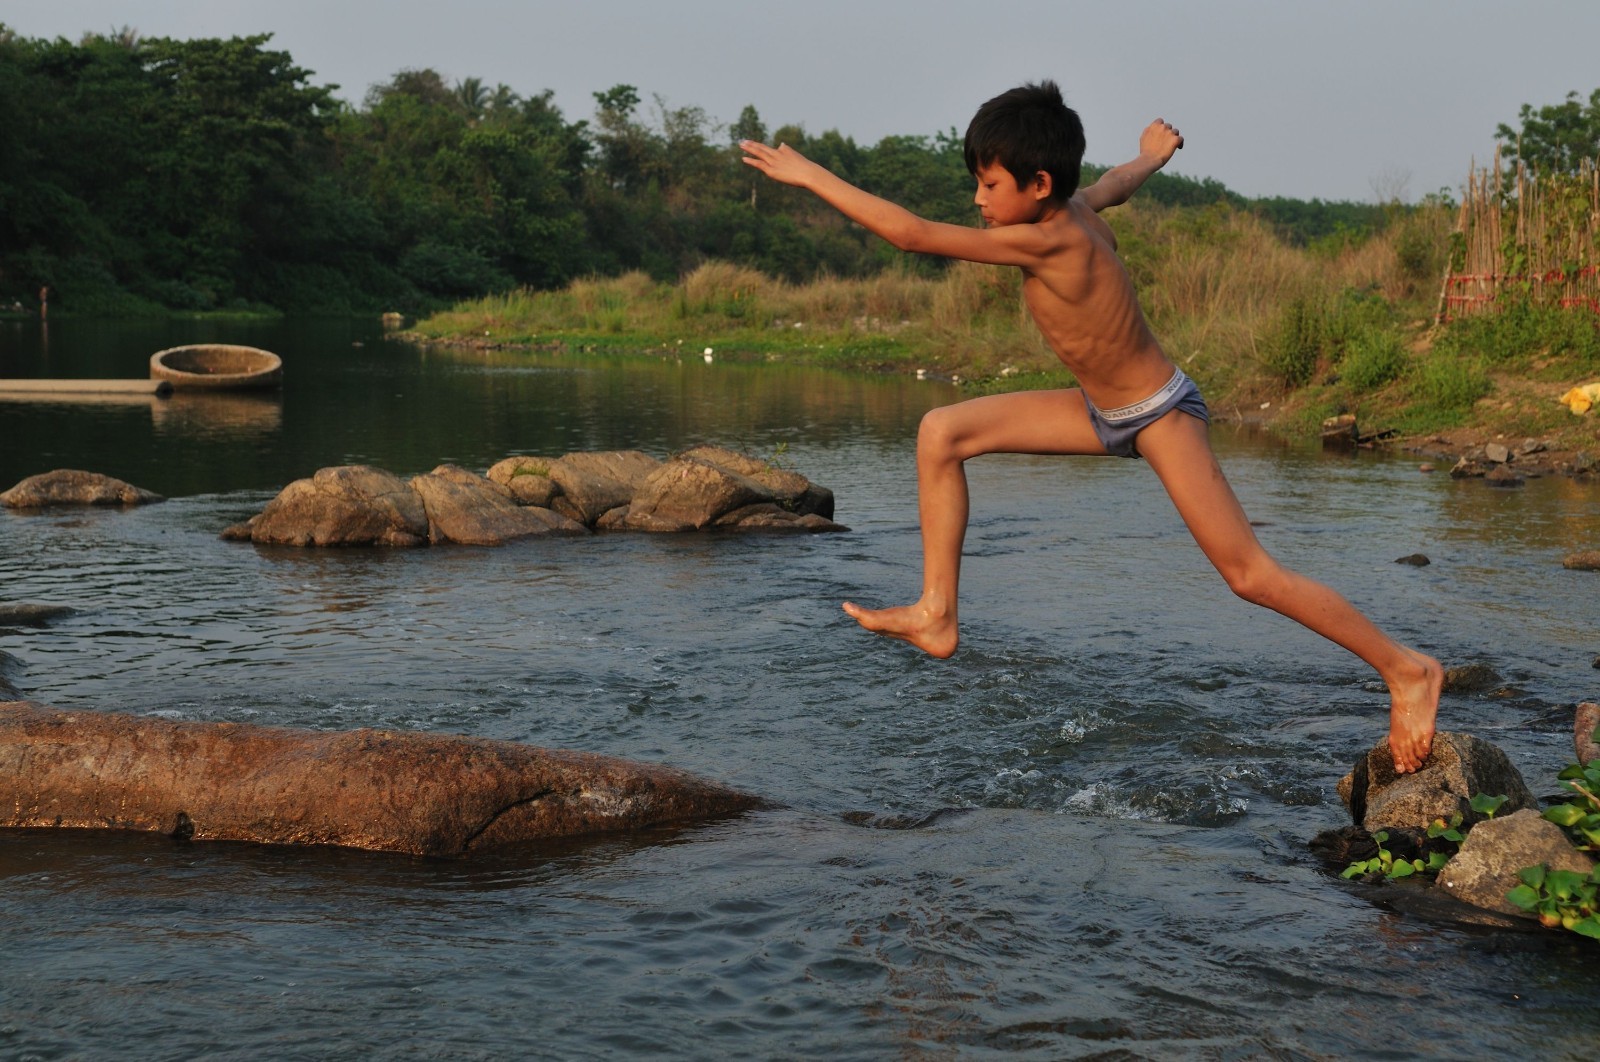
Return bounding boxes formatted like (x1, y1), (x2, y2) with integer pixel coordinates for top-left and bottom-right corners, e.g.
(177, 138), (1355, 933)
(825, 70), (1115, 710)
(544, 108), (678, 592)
(8, 1), (1599, 202)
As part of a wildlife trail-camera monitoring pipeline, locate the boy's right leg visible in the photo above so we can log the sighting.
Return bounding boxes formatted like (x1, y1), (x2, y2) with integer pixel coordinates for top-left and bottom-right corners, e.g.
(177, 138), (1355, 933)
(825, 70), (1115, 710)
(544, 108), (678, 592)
(843, 388), (1107, 657)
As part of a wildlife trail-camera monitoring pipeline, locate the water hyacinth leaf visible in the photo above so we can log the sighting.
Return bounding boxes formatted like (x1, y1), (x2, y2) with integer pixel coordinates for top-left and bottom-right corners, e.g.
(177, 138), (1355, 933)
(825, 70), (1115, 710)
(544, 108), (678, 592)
(1558, 764), (1586, 781)
(1545, 869), (1585, 900)
(1425, 852), (1452, 873)
(1505, 884), (1540, 910)
(1470, 793), (1510, 817)
(1518, 864), (1548, 889)
(1544, 804), (1586, 827)
(1388, 860), (1416, 879)
(1573, 919), (1600, 940)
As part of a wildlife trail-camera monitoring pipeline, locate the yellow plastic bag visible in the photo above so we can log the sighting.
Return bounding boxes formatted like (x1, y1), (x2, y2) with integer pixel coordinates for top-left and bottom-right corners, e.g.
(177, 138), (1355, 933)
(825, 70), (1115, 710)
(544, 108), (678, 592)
(1559, 382), (1600, 415)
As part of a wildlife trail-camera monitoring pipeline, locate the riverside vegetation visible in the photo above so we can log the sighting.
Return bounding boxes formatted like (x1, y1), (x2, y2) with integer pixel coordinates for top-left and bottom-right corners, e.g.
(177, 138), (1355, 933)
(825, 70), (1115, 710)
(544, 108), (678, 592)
(4, 24), (1596, 442)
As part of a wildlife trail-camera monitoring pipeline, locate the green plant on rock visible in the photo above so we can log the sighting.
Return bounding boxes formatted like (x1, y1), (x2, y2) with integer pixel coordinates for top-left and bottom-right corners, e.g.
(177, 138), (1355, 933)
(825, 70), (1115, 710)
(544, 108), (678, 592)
(1470, 792), (1510, 819)
(1341, 831), (1451, 880)
(1506, 864), (1600, 939)
(1542, 742), (1600, 851)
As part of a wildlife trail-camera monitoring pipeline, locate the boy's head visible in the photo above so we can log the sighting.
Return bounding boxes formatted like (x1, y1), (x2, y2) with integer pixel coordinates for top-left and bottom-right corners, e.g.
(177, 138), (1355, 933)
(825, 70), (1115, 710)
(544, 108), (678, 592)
(963, 80), (1085, 204)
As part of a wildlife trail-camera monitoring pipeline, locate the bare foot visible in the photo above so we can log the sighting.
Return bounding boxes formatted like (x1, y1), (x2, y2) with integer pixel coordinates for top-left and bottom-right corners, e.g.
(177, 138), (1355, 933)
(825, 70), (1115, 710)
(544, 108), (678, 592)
(1386, 648), (1443, 773)
(841, 599), (959, 659)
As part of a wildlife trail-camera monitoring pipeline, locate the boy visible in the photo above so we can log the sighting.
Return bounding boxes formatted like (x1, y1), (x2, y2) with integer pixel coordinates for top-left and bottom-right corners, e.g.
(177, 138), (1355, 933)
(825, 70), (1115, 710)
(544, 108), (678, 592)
(740, 82), (1441, 773)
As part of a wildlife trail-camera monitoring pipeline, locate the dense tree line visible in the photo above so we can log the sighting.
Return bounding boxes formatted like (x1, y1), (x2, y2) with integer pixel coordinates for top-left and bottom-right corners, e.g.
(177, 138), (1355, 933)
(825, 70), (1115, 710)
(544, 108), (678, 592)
(0, 28), (1424, 315)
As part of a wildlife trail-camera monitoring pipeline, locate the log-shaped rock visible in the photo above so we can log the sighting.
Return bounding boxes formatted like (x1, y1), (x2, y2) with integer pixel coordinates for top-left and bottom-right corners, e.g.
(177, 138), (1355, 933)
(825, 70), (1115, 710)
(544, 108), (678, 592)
(0, 701), (762, 856)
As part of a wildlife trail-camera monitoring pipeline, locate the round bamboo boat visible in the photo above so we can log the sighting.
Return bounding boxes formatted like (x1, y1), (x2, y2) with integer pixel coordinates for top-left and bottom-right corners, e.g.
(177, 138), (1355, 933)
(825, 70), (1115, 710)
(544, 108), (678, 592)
(149, 344), (282, 390)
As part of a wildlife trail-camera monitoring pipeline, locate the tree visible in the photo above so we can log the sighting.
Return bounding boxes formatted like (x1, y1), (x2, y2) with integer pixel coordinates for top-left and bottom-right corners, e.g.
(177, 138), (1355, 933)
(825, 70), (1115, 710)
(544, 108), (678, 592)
(1496, 88), (1600, 173)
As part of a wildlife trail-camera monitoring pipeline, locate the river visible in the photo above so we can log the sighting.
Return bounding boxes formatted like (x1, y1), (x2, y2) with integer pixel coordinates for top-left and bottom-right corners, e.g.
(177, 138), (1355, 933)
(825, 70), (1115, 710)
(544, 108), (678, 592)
(2, 317), (1597, 1059)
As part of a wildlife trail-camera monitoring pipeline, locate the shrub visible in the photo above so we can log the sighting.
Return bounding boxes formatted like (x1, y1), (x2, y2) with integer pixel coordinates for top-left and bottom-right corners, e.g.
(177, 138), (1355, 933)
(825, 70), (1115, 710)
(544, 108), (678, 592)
(1412, 351), (1492, 412)
(1263, 297), (1326, 387)
(1340, 327), (1409, 392)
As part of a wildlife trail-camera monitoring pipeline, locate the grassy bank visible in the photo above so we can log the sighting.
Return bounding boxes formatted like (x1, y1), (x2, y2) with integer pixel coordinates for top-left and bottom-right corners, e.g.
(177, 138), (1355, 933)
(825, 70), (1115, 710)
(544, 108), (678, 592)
(411, 198), (1600, 447)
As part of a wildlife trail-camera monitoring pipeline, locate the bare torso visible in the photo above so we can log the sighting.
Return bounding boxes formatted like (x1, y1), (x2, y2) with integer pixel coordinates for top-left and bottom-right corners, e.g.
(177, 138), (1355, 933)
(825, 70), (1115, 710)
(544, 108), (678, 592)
(1020, 198), (1175, 408)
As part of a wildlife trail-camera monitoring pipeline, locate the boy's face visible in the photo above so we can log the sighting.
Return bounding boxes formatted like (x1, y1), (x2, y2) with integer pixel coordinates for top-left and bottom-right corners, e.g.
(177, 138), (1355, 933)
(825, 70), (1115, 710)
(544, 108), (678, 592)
(973, 161), (1050, 226)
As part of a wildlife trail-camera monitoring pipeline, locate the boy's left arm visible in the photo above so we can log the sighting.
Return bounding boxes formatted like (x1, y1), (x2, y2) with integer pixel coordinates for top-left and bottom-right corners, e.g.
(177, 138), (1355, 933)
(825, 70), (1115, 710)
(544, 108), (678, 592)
(1076, 119), (1183, 212)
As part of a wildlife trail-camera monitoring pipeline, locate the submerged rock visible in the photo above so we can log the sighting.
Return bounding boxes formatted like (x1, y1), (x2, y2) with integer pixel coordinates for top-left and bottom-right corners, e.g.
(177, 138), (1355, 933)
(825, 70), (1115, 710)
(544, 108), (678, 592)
(0, 700), (763, 856)
(1563, 550), (1600, 572)
(1, 469), (162, 508)
(0, 603), (75, 627)
(1337, 731), (1537, 833)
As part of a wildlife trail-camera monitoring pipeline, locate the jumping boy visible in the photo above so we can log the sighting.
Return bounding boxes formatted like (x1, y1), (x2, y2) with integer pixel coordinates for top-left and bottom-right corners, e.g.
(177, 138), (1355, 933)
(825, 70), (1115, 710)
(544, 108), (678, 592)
(741, 81), (1442, 773)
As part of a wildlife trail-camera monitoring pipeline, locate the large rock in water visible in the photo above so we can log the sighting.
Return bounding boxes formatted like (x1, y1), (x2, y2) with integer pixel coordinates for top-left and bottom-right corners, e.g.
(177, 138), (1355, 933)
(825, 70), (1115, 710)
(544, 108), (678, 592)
(0, 701), (762, 856)
(1337, 731), (1537, 832)
(1, 469), (162, 508)
(227, 448), (845, 546)
(1435, 809), (1597, 917)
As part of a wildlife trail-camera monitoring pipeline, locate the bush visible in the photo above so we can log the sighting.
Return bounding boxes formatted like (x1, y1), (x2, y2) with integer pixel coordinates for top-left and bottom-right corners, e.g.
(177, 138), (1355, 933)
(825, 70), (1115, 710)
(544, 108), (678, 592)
(1340, 328), (1409, 392)
(1263, 297), (1326, 387)
(1412, 351), (1491, 412)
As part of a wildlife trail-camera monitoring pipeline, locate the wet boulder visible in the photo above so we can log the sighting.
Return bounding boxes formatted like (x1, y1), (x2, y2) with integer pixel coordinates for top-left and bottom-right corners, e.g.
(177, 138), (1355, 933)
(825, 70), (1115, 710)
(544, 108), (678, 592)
(487, 456), (561, 507)
(222, 464), (430, 546)
(1563, 550), (1600, 572)
(1337, 731), (1537, 833)
(0, 700), (763, 857)
(409, 464), (586, 545)
(1435, 809), (1597, 917)
(544, 450), (661, 525)
(1, 469), (162, 508)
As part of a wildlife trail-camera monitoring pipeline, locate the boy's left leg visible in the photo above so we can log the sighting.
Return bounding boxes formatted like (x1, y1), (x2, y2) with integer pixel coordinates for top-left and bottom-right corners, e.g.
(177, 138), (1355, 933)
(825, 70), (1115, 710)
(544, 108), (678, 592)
(1134, 409), (1442, 773)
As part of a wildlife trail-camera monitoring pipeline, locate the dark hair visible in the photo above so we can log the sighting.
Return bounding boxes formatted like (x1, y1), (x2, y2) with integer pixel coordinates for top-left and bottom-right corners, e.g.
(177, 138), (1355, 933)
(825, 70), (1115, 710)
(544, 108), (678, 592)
(963, 80), (1085, 204)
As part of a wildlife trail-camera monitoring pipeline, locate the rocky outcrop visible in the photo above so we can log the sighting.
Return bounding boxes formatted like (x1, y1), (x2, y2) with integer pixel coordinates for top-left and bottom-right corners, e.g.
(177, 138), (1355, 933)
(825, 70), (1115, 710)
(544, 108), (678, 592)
(1435, 809), (1597, 916)
(226, 447), (845, 546)
(1337, 731), (1537, 833)
(0, 701), (763, 856)
(1, 469), (162, 508)
(1563, 550), (1600, 572)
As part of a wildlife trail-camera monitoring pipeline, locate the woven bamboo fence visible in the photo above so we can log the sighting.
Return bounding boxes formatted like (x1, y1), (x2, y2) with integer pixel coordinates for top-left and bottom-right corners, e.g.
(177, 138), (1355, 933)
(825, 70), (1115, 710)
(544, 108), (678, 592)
(1437, 148), (1600, 322)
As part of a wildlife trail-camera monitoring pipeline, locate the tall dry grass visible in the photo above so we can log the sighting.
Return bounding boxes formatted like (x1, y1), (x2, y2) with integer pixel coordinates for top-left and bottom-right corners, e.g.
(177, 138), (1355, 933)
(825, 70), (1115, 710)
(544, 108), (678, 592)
(416, 199), (1447, 400)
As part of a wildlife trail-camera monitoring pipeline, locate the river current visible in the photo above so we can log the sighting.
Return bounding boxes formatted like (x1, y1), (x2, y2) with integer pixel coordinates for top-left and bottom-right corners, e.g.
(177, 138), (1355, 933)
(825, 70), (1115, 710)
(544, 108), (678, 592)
(2, 318), (1597, 1059)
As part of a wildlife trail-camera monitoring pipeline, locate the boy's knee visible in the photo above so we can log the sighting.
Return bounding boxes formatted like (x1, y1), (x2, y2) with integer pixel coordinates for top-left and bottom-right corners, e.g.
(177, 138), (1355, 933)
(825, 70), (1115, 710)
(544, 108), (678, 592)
(917, 408), (961, 454)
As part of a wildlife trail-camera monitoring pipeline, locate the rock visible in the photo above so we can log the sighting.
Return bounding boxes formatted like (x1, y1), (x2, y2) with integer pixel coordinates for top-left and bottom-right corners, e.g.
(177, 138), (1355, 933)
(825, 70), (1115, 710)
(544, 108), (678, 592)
(1483, 465), (1524, 487)
(224, 449), (844, 544)
(623, 456), (771, 531)
(1562, 550), (1600, 571)
(713, 502), (848, 532)
(1, 469), (162, 508)
(544, 450), (661, 525)
(409, 465), (587, 545)
(1578, 702), (1600, 765)
(1519, 438), (1547, 456)
(0, 700), (763, 857)
(224, 465), (430, 547)
(486, 456), (560, 508)
(1435, 809), (1596, 917)
(1484, 442), (1511, 464)
(1418, 463), (1435, 473)
(1338, 731), (1537, 833)
(1449, 455), (1487, 479)
(1442, 663), (1501, 693)
(0, 603), (74, 627)
(1394, 553), (1431, 566)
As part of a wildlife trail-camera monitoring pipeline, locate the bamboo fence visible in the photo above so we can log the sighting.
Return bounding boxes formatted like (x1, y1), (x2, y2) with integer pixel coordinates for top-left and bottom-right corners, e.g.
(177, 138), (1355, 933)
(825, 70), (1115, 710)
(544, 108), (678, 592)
(1437, 147), (1600, 322)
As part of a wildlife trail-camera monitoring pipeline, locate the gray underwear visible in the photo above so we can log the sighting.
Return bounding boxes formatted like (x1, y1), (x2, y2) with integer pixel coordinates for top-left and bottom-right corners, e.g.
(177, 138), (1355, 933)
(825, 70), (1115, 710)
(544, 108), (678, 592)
(1084, 368), (1209, 458)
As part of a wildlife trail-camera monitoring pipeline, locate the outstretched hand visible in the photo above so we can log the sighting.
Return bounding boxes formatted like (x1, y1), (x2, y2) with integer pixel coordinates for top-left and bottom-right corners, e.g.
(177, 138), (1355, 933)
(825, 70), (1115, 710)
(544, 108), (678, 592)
(740, 140), (823, 188)
(1139, 119), (1184, 167)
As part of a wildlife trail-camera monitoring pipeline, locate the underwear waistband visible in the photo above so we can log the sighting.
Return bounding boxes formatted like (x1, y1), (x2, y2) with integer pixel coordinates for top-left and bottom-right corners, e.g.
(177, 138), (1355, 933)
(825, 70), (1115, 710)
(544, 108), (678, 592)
(1090, 369), (1188, 423)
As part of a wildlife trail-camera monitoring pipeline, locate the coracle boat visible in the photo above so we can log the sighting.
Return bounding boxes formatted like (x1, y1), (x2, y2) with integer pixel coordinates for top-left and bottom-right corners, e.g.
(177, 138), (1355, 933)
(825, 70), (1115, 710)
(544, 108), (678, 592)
(149, 344), (282, 390)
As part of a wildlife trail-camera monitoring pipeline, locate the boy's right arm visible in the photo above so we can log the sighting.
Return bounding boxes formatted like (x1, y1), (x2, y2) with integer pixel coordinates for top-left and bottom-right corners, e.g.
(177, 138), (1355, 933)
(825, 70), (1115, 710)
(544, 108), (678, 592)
(1076, 119), (1183, 212)
(740, 140), (1057, 269)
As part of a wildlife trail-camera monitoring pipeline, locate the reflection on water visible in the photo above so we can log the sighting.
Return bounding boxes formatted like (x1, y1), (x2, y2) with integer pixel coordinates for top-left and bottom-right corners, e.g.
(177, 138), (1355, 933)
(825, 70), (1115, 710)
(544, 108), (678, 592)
(150, 391), (284, 436)
(2, 318), (1599, 1059)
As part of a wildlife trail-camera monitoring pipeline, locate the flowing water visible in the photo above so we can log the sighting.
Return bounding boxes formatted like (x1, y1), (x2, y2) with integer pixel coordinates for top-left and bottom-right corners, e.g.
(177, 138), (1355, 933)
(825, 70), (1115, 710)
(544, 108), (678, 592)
(2, 318), (1597, 1059)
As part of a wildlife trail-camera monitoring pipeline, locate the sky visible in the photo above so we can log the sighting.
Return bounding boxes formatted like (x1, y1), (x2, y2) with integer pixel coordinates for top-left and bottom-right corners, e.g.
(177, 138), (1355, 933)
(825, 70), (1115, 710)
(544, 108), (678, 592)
(7, 0), (1599, 203)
